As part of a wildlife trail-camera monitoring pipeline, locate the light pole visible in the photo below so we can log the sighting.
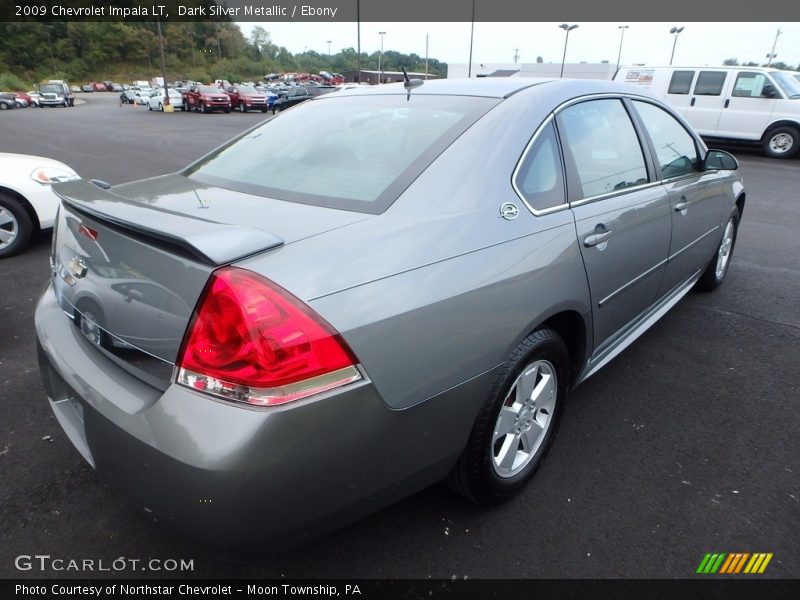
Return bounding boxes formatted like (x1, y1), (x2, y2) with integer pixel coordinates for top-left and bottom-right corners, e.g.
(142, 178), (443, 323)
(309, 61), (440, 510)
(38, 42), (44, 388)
(327, 40), (332, 56)
(425, 34), (429, 80)
(616, 25), (629, 71)
(559, 24), (578, 78)
(669, 26), (684, 66)
(468, 0), (476, 77)
(156, 20), (171, 110)
(378, 31), (386, 84)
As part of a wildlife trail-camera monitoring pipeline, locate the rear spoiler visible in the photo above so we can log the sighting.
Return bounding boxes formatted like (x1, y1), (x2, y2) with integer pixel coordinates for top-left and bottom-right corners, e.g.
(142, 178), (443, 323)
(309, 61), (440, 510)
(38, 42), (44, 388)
(52, 179), (284, 266)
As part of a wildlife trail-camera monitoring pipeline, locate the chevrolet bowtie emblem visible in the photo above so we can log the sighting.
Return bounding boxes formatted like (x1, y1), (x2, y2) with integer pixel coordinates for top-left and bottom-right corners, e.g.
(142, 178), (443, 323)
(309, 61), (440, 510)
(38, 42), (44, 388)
(67, 256), (88, 279)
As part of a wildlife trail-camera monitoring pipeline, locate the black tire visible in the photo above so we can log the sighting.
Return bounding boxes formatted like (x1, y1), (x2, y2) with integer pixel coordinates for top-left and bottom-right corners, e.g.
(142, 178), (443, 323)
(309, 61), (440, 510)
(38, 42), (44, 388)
(0, 103), (7, 110)
(148, 103), (153, 111)
(239, 103), (246, 113)
(0, 193), (34, 258)
(762, 125), (800, 159)
(181, 101), (188, 112)
(695, 208), (740, 292)
(449, 328), (569, 505)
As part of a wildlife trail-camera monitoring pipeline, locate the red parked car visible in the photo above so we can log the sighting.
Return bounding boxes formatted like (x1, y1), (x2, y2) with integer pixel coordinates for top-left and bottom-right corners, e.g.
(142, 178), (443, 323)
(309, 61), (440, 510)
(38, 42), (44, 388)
(225, 84), (269, 113)
(92, 82), (107, 92)
(13, 92), (36, 107)
(181, 84), (231, 113)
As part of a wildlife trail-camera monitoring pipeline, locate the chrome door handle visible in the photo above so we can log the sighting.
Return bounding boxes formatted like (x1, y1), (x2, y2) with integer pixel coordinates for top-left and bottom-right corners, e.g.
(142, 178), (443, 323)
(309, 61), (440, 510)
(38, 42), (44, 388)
(583, 230), (612, 247)
(674, 198), (690, 212)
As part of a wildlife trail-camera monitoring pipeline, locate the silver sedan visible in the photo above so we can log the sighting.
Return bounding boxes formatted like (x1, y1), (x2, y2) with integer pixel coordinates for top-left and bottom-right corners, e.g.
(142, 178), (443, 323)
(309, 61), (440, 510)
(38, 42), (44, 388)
(36, 78), (744, 544)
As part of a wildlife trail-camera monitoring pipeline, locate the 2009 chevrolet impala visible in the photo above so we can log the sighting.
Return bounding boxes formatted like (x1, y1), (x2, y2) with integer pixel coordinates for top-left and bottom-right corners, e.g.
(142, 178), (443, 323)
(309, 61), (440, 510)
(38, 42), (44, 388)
(36, 78), (744, 544)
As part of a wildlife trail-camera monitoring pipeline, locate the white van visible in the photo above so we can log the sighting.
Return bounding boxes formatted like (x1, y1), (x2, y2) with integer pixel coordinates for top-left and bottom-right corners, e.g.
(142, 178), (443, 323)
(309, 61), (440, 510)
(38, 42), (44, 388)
(614, 66), (800, 158)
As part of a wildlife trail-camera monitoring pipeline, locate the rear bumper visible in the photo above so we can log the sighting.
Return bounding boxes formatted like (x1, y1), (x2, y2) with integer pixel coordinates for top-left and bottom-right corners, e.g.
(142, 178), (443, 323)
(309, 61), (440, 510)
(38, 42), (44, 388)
(35, 282), (487, 545)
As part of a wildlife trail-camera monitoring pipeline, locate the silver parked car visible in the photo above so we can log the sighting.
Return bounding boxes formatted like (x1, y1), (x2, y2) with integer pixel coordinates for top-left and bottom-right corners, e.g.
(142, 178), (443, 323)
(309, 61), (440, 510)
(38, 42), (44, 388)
(36, 79), (744, 544)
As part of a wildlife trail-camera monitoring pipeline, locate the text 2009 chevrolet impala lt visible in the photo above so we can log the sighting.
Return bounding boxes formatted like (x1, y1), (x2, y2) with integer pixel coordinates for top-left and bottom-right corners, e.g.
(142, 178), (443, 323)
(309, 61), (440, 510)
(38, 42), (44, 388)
(36, 79), (744, 544)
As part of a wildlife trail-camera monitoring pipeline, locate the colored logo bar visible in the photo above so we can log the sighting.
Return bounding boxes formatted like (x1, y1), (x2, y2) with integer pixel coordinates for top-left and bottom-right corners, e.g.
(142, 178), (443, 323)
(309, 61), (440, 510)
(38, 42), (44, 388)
(697, 552), (773, 574)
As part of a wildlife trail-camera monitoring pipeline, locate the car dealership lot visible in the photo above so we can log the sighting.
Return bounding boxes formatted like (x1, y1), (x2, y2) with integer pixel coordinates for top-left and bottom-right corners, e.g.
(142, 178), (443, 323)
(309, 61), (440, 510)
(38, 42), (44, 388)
(0, 93), (797, 578)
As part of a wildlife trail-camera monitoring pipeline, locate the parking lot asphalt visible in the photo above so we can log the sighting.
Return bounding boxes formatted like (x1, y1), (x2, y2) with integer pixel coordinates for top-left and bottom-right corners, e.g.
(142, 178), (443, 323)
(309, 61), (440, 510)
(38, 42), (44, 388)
(0, 93), (797, 579)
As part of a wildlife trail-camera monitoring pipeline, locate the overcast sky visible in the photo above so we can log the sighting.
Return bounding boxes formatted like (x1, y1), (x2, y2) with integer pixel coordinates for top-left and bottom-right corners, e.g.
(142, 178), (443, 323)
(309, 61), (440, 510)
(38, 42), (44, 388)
(237, 22), (797, 68)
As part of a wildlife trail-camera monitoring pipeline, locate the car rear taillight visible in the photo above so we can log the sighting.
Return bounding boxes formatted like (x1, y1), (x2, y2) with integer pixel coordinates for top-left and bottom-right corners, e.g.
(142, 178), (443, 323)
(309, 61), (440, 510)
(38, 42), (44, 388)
(176, 267), (361, 407)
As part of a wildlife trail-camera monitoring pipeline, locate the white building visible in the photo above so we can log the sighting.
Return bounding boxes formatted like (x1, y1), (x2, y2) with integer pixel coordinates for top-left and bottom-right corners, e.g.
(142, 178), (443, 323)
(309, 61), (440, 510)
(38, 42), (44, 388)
(447, 62), (618, 80)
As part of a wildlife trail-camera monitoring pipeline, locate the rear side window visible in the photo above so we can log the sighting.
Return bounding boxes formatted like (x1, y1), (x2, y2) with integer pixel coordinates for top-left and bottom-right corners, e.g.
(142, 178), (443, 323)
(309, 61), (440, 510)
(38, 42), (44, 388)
(693, 72), (727, 96)
(514, 121), (566, 212)
(557, 99), (648, 199)
(668, 71), (695, 95)
(632, 101), (699, 179)
(731, 72), (768, 98)
(187, 95), (497, 214)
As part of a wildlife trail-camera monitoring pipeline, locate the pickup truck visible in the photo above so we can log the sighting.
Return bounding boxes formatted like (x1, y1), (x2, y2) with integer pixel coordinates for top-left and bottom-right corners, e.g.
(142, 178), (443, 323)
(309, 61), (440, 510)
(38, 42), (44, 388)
(225, 85), (270, 113)
(181, 85), (231, 113)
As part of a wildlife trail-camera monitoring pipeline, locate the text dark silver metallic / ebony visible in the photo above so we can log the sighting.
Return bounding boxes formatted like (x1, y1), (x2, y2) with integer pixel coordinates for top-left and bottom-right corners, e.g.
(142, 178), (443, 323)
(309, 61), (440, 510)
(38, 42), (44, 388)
(35, 78), (745, 544)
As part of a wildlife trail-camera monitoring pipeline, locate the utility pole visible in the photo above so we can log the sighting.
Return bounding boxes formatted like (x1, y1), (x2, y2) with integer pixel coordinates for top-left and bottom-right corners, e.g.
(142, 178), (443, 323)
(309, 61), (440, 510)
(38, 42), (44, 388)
(513, 48), (519, 64)
(43, 24), (56, 74)
(767, 28), (782, 66)
(327, 40), (332, 56)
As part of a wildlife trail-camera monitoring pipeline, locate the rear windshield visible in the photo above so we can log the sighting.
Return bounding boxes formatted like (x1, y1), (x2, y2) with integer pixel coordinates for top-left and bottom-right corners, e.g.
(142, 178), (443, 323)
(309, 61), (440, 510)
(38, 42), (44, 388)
(186, 94), (497, 213)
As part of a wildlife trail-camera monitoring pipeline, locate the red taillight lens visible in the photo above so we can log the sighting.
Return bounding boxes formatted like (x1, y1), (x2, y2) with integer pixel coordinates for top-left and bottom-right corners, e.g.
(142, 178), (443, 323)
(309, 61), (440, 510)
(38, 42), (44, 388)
(176, 267), (361, 406)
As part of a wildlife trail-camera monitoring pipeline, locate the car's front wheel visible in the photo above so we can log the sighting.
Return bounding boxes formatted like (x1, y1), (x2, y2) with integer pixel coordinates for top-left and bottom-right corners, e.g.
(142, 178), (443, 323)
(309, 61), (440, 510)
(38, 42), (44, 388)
(449, 328), (568, 504)
(696, 209), (740, 292)
(762, 125), (800, 159)
(0, 193), (34, 258)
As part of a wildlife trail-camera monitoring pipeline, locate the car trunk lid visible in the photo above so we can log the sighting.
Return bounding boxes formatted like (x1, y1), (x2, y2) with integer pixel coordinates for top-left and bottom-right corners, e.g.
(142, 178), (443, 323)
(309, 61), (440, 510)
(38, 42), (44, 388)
(49, 177), (368, 390)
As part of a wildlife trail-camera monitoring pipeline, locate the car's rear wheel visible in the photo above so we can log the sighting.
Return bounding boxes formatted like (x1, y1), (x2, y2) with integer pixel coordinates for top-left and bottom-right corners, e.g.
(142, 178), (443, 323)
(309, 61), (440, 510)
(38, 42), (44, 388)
(0, 103), (7, 110)
(762, 125), (800, 159)
(239, 103), (246, 113)
(0, 194), (34, 258)
(449, 328), (568, 504)
(158, 102), (163, 111)
(696, 209), (740, 292)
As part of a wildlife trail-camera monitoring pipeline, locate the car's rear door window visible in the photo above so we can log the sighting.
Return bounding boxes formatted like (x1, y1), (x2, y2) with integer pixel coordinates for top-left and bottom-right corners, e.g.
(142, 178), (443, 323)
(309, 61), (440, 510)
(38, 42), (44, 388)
(632, 101), (699, 178)
(187, 94), (498, 214)
(556, 99), (649, 200)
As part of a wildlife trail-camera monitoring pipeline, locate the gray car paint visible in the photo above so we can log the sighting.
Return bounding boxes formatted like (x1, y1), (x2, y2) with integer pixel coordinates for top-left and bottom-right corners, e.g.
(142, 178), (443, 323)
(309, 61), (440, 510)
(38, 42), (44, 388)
(36, 78), (743, 543)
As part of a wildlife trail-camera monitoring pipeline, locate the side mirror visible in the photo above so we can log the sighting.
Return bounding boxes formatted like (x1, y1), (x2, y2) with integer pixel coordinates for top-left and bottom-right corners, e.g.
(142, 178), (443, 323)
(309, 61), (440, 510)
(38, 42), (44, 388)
(703, 149), (739, 171)
(762, 83), (778, 98)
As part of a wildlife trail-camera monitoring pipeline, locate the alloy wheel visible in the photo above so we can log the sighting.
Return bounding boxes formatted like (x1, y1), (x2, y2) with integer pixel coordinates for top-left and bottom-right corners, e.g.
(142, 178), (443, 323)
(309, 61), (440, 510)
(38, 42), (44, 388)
(0, 206), (19, 249)
(715, 218), (735, 280)
(492, 360), (557, 478)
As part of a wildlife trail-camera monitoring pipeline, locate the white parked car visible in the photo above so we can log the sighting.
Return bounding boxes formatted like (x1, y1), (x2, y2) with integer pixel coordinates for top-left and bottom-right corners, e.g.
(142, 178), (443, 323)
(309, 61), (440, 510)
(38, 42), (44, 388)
(0, 153), (81, 257)
(135, 87), (153, 105)
(147, 87), (183, 111)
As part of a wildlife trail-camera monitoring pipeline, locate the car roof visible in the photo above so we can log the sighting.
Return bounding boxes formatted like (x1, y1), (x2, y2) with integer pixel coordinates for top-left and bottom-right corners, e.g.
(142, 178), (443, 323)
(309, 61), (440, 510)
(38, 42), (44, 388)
(334, 78), (556, 99)
(330, 77), (656, 101)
